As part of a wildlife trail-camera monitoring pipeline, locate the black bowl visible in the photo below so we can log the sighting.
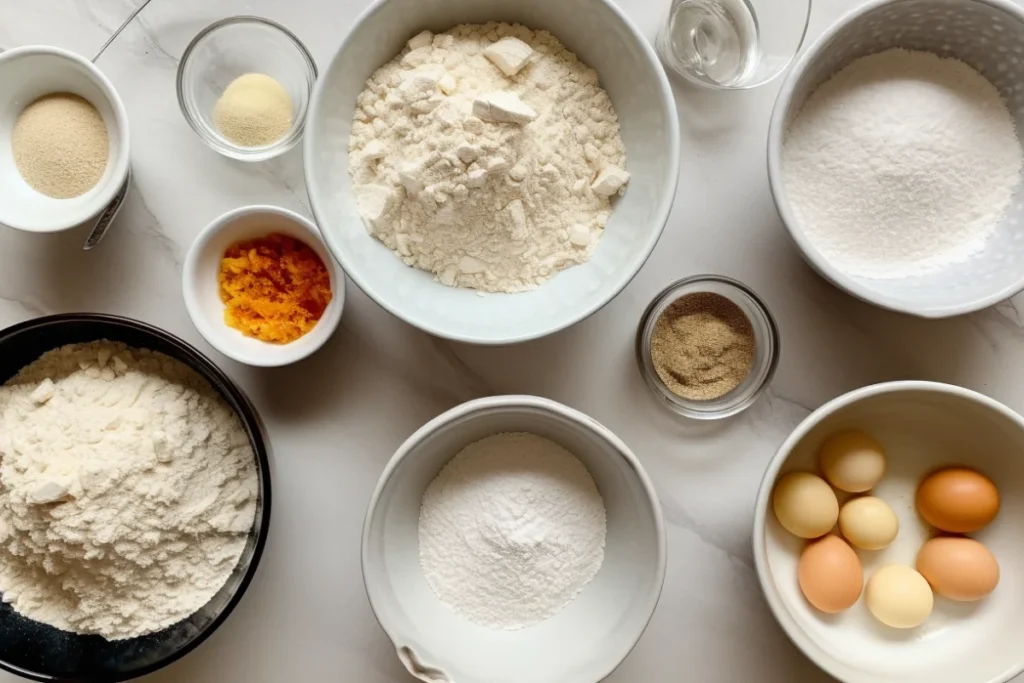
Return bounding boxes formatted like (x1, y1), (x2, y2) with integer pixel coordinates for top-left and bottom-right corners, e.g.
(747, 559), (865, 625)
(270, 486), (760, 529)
(0, 314), (272, 682)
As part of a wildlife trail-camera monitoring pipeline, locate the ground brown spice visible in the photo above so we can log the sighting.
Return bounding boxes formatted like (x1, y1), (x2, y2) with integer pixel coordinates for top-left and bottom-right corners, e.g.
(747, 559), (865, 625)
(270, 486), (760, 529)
(650, 292), (755, 401)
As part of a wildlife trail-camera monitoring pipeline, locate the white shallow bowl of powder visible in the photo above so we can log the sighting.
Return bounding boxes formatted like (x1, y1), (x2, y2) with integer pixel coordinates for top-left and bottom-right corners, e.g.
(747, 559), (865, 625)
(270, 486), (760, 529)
(361, 395), (666, 683)
(304, 0), (679, 344)
(768, 0), (1024, 318)
(0, 45), (130, 233)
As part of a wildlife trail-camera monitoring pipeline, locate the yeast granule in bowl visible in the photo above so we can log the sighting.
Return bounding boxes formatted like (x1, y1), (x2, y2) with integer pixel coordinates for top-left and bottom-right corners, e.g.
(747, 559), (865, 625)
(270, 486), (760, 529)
(218, 233), (332, 344)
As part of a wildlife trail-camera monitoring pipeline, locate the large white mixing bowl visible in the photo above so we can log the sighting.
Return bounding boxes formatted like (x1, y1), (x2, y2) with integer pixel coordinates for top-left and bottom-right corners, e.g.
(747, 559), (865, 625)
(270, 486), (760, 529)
(304, 0), (679, 344)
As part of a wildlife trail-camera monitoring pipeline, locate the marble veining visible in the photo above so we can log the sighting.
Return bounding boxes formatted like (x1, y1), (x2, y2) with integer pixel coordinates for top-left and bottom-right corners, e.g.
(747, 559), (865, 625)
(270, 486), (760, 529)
(2, 0), (1024, 681)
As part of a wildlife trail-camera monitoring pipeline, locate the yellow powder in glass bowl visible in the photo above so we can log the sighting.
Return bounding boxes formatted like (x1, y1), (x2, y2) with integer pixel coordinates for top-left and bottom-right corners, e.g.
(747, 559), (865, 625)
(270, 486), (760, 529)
(213, 73), (293, 147)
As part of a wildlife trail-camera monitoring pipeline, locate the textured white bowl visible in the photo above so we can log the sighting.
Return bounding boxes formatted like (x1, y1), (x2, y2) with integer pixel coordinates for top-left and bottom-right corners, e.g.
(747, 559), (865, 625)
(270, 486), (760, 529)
(304, 0), (680, 344)
(768, 0), (1024, 318)
(182, 205), (345, 367)
(362, 395), (666, 683)
(0, 45), (130, 233)
(754, 382), (1024, 683)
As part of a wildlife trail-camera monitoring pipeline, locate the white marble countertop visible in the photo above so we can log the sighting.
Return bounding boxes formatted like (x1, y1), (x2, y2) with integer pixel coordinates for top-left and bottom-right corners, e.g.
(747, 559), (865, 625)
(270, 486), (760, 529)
(2, 0), (1024, 681)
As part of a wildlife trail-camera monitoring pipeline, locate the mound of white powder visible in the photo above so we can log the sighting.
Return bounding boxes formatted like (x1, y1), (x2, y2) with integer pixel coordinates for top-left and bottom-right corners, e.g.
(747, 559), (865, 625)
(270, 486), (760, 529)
(348, 23), (629, 293)
(0, 342), (258, 640)
(418, 432), (606, 630)
(782, 49), (1023, 278)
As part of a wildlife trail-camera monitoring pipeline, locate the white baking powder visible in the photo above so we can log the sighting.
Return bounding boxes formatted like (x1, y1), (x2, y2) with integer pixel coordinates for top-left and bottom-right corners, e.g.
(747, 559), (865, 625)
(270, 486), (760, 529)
(782, 49), (1023, 278)
(418, 432), (606, 630)
(0, 342), (258, 640)
(349, 23), (629, 293)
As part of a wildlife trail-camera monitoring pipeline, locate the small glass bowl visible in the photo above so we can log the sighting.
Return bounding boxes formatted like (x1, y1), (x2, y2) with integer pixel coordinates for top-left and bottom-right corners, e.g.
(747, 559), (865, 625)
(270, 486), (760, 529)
(176, 16), (317, 162)
(635, 275), (780, 419)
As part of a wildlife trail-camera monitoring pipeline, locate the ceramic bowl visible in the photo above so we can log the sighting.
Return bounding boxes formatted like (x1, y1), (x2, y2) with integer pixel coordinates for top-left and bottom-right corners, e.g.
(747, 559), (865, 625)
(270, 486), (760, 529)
(0, 314), (270, 682)
(768, 0), (1024, 318)
(362, 395), (666, 683)
(753, 381), (1024, 683)
(304, 0), (680, 344)
(182, 205), (345, 367)
(0, 45), (130, 233)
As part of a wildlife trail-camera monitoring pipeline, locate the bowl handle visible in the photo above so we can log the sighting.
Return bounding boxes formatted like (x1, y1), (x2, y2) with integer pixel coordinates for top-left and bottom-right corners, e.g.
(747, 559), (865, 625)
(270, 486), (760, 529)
(396, 644), (452, 682)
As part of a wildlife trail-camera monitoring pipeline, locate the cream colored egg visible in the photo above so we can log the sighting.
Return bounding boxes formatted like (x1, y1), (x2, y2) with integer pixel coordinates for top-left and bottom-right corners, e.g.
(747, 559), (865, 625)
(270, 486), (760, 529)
(772, 472), (839, 539)
(866, 565), (934, 629)
(820, 430), (886, 493)
(839, 496), (899, 550)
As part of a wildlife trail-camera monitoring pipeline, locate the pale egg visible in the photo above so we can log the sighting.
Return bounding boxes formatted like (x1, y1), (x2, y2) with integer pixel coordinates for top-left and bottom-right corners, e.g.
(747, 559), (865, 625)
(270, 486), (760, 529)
(916, 468), (999, 533)
(798, 535), (863, 613)
(819, 430), (886, 493)
(917, 536), (1000, 601)
(865, 565), (934, 629)
(839, 496), (899, 550)
(773, 472), (839, 539)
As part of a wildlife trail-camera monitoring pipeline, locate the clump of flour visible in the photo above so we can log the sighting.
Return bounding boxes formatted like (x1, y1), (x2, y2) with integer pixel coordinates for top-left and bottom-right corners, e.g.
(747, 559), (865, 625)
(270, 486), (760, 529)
(418, 432), (606, 630)
(0, 342), (258, 640)
(348, 22), (629, 293)
(782, 49), (1023, 278)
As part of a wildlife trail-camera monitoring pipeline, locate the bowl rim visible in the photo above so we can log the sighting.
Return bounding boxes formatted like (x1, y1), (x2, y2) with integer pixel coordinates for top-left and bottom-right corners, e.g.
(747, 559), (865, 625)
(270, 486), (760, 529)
(751, 380), (1024, 683)
(303, 0), (681, 345)
(0, 45), (131, 233)
(360, 394), (668, 683)
(0, 312), (272, 683)
(181, 204), (346, 367)
(174, 15), (318, 163)
(766, 0), (1024, 319)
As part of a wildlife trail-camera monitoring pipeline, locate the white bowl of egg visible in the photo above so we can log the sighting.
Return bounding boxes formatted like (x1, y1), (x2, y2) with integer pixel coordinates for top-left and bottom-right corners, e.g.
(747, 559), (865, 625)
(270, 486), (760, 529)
(0, 45), (130, 232)
(753, 381), (1024, 683)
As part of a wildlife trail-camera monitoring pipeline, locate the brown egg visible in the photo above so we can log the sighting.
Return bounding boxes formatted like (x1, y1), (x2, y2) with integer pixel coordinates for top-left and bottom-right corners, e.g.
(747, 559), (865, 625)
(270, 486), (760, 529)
(798, 535), (863, 613)
(917, 537), (1000, 601)
(916, 468), (999, 533)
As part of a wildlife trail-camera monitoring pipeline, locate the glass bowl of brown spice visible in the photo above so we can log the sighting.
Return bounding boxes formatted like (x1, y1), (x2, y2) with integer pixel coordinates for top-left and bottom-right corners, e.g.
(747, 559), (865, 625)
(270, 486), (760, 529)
(636, 275), (779, 419)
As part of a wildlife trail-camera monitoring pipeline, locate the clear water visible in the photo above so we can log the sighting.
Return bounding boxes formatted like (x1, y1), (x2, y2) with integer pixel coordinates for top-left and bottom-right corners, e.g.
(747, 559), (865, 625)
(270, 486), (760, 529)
(659, 0), (760, 87)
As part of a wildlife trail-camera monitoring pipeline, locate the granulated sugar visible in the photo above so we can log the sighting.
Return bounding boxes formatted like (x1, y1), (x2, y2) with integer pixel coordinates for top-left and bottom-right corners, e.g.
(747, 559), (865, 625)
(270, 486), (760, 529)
(782, 49), (1023, 278)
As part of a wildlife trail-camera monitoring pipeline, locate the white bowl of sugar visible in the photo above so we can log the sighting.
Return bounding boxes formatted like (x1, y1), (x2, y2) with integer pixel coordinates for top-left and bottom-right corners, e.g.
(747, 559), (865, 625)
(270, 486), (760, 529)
(768, 0), (1024, 318)
(361, 395), (666, 683)
(0, 45), (130, 233)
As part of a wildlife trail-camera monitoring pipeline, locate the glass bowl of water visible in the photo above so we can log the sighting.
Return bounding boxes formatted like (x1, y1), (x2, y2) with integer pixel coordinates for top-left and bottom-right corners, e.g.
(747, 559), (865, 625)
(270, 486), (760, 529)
(655, 0), (812, 89)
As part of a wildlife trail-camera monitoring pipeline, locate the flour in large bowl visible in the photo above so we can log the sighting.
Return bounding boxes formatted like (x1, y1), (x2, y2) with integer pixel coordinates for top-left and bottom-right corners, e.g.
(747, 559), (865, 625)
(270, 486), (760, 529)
(348, 22), (630, 293)
(0, 341), (258, 640)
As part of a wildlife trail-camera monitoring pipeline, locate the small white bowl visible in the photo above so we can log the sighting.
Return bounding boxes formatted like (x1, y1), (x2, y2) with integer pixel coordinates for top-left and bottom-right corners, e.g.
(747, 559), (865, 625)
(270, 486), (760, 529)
(182, 205), (345, 367)
(753, 381), (1024, 683)
(304, 0), (680, 344)
(0, 45), (130, 233)
(362, 395), (666, 683)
